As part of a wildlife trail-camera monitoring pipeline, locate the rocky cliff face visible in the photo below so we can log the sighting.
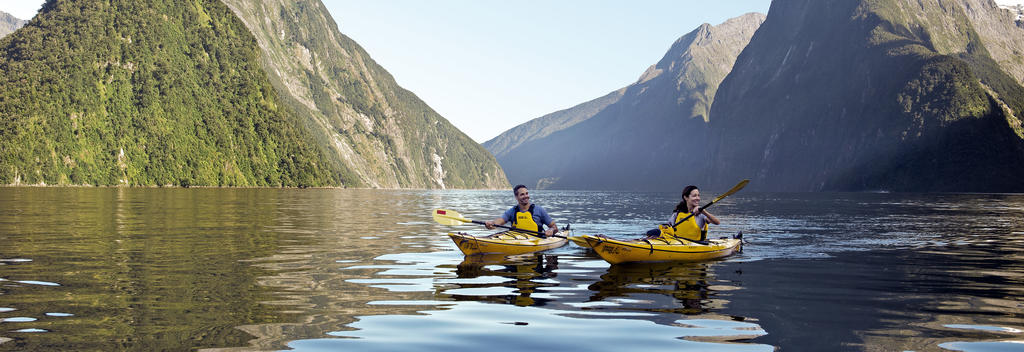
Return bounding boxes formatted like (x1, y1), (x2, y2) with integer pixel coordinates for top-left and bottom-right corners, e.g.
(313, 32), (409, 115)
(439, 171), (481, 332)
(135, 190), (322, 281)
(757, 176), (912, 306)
(0, 0), (507, 189)
(0, 11), (28, 38)
(484, 13), (766, 190)
(221, 0), (508, 189)
(705, 0), (1024, 192)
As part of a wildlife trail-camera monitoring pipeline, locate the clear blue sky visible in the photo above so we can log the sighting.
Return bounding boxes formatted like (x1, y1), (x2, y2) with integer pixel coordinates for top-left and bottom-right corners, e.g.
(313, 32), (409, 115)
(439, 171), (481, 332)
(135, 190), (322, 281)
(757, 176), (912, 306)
(5, 1), (1023, 142)
(322, 0), (772, 142)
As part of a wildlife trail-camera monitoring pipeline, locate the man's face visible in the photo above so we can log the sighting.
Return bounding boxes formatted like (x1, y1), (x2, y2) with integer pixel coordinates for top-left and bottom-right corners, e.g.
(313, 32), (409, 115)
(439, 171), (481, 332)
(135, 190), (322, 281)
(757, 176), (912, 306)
(515, 188), (530, 207)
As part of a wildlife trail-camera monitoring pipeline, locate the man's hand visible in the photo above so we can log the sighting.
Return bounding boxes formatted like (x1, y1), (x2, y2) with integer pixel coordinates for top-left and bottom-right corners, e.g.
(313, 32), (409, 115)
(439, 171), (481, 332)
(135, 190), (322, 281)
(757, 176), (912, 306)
(485, 220), (495, 230)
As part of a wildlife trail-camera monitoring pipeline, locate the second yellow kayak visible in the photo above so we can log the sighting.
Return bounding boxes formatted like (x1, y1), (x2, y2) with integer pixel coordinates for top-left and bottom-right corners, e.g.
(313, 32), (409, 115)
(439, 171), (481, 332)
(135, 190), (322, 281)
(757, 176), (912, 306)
(583, 234), (742, 264)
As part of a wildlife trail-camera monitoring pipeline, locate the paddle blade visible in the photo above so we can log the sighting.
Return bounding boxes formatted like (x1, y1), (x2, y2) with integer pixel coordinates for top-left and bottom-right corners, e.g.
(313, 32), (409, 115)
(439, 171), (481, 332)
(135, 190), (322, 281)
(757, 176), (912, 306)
(433, 209), (469, 226)
(713, 179), (750, 202)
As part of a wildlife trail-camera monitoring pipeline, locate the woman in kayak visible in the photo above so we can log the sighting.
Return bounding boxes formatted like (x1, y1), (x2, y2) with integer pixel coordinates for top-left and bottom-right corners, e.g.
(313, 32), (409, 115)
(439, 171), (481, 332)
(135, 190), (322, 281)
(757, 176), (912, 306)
(648, 185), (719, 241)
(485, 184), (560, 237)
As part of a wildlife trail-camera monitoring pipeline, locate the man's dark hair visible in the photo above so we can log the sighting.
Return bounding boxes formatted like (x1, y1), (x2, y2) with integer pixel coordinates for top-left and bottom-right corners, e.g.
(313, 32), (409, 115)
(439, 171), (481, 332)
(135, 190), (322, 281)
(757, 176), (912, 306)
(513, 184), (528, 196)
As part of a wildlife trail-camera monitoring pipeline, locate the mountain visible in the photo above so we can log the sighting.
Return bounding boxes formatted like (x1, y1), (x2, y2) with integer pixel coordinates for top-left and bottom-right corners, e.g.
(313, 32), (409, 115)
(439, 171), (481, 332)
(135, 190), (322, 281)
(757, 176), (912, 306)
(483, 13), (766, 190)
(0, 0), (342, 187)
(220, 0), (507, 189)
(0, 0), (507, 189)
(0, 11), (28, 38)
(483, 88), (626, 160)
(704, 0), (1024, 192)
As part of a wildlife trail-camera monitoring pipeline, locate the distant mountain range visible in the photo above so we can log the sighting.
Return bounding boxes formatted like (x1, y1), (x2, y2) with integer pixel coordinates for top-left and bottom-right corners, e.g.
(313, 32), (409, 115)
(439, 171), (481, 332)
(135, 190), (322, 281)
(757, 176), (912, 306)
(0, 11), (27, 38)
(487, 0), (1024, 192)
(0, 0), (507, 188)
(484, 13), (766, 191)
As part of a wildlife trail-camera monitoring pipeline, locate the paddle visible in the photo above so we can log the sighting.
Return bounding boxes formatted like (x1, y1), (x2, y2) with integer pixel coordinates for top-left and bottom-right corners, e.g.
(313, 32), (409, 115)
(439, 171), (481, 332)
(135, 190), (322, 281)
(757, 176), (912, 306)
(661, 179), (749, 245)
(671, 179), (749, 229)
(433, 208), (565, 239)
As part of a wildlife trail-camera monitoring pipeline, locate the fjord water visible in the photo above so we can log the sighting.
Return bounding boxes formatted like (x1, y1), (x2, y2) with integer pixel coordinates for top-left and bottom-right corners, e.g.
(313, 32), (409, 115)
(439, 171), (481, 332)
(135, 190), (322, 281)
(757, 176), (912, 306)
(0, 188), (1022, 351)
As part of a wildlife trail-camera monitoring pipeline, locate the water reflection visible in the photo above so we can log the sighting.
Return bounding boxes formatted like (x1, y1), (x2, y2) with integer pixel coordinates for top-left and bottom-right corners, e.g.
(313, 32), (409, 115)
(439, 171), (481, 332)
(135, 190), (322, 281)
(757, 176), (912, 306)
(0, 188), (305, 351)
(588, 261), (731, 317)
(447, 254), (560, 307)
(2, 188), (1024, 351)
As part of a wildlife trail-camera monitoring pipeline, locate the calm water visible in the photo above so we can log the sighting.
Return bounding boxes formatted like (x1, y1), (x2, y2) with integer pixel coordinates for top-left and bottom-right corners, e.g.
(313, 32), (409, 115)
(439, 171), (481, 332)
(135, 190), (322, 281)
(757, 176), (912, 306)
(0, 187), (1022, 351)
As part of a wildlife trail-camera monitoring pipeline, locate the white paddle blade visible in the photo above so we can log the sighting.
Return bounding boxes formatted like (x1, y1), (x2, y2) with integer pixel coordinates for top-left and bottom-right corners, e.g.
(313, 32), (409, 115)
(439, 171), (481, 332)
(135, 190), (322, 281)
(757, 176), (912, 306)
(433, 209), (468, 226)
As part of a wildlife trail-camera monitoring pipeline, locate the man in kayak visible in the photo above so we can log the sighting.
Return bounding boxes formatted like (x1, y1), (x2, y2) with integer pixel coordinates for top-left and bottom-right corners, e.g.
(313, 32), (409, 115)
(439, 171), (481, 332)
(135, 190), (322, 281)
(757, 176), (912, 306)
(485, 184), (560, 237)
(649, 185), (720, 241)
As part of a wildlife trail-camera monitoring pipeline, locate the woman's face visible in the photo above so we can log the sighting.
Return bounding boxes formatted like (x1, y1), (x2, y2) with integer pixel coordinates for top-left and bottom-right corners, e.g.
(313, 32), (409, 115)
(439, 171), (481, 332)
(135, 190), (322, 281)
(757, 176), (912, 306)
(685, 189), (701, 209)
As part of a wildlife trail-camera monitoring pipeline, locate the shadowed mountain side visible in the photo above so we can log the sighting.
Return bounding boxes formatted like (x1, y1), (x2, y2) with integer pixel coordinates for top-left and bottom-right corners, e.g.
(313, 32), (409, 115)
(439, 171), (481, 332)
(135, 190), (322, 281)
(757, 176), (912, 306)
(0, 11), (28, 38)
(489, 13), (766, 190)
(704, 0), (1024, 192)
(222, 0), (508, 189)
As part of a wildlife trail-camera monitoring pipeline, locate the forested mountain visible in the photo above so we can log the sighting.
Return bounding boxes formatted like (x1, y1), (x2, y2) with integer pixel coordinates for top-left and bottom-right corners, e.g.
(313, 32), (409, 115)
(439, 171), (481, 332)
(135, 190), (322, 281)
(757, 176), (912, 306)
(0, 0), (343, 187)
(221, 0), (507, 189)
(0, 0), (507, 188)
(0, 11), (28, 38)
(484, 13), (766, 190)
(704, 0), (1024, 192)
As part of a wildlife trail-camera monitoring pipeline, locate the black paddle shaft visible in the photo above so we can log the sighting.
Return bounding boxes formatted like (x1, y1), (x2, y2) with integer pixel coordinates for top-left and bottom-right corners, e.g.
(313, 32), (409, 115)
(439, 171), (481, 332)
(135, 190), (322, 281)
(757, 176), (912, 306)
(471, 220), (565, 239)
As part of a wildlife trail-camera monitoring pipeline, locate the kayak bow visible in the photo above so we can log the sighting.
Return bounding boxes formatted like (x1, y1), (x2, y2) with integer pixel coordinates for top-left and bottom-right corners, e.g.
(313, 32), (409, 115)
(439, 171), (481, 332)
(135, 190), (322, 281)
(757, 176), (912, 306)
(449, 230), (568, 256)
(583, 234), (742, 264)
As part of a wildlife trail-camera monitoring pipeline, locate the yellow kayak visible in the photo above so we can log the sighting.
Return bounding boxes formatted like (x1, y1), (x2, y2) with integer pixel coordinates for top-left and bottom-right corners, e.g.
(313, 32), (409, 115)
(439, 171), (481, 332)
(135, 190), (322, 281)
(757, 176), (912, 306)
(448, 231), (568, 256)
(583, 234), (742, 264)
(568, 235), (591, 248)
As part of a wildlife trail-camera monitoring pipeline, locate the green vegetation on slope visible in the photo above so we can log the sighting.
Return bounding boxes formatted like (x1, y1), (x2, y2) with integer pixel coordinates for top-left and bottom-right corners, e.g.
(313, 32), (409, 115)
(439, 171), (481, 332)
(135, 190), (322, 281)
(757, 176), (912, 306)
(0, 0), (342, 187)
(223, 0), (508, 189)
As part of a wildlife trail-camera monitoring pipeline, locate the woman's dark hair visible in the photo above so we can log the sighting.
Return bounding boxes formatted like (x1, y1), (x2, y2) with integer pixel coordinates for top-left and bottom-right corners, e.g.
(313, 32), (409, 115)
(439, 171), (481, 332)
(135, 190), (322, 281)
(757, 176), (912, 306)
(673, 185), (699, 213)
(513, 184), (528, 196)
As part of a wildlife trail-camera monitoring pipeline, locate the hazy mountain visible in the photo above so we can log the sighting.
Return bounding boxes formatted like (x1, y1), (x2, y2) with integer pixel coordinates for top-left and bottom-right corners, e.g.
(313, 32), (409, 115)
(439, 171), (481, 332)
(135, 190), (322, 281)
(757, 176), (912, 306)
(221, 0), (507, 189)
(0, 0), (507, 188)
(0, 11), (28, 38)
(484, 13), (766, 190)
(483, 88), (626, 160)
(705, 0), (1024, 192)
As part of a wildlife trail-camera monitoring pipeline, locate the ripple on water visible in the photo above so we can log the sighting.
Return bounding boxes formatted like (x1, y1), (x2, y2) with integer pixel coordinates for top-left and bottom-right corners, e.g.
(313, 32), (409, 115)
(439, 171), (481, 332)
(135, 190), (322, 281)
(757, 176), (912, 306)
(15, 280), (60, 286)
(938, 340), (1024, 352)
(1, 317), (37, 323)
(306, 301), (774, 352)
(944, 325), (1024, 334)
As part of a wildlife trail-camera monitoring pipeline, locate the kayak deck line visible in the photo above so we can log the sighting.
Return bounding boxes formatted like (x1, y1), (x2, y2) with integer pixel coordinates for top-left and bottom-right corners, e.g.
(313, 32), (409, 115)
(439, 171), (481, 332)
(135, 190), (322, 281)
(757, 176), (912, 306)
(448, 230), (568, 256)
(583, 234), (742, 264)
